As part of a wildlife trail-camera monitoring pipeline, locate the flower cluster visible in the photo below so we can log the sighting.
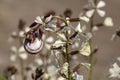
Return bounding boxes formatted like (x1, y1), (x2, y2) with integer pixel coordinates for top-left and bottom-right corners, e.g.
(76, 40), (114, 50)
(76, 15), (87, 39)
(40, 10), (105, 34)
(5, 0), (115, 80)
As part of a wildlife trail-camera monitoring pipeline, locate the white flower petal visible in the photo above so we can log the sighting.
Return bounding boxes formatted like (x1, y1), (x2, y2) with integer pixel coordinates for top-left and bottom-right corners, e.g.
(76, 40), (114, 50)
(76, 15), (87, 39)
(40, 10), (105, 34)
(11, 46), (17, 53)
(97, 9), (106, 17)
(104, 17), (113, 27)
(80, 42), (91, 56)
(57, 33), (67, 41)
(61, 62), (68, 76)
(46, 36), (54, 43)
(79, 16), (89, 23)
(45, 43), (51, 50)
(97, 0), (106, 8)
(52, 40), (65, 48)
(45, 28), (55, 32)
(81, 25), (87, 33)
(34, 16), (43, 24)
(34, 58), (43, 66)
(19, 53), (28, 60)
(75, 22), (82, 33)
(25, 27), (30, 33)
(19, 46), (26, 53)
(86, 9), (95, 18)
(19, 31), (25, 37)
(92, 26), (99, 32)
(45, 15), (53, 23)
(10, 54), (16, 61)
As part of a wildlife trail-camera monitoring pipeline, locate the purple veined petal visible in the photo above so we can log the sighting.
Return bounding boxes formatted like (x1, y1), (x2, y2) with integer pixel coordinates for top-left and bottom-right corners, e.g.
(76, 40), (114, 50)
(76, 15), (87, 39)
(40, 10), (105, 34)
(24, 38), (43, 54)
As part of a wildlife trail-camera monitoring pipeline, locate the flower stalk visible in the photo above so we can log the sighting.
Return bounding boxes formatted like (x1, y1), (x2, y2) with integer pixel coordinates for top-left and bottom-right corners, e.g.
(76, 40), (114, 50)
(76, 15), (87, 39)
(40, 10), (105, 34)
(66, 30), (72, 80)
(19, 58), (25, 80)
(88, 0), (97, 80)
(88, 16), (94, 80)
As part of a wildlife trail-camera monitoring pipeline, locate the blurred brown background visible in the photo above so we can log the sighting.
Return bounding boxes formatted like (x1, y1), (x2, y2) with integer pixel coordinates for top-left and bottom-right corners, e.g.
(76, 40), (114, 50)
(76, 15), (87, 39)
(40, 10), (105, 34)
(0, 0), (120, 80)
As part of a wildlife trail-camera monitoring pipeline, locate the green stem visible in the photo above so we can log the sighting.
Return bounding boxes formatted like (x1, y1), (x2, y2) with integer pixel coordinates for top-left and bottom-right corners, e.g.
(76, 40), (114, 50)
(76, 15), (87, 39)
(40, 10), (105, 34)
(88, 0), (98, 79)
(88, 8), (94, 80)
(66, 30), (72, 80)
(20, 58), (25, 80)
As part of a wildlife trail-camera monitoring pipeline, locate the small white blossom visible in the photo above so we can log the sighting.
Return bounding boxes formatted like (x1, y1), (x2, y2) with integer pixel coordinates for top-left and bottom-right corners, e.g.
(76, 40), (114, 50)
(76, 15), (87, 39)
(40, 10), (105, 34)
(60, 62), (68, 76)
(34, 16), (43, 24)
(109, 63), (120, 78)
(45, 15), (53, 23)
(86, 0), (106, 17)
(80, 42), (91, 56)
(104, 17), (113, 27)
(35, 15), (53, 25)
